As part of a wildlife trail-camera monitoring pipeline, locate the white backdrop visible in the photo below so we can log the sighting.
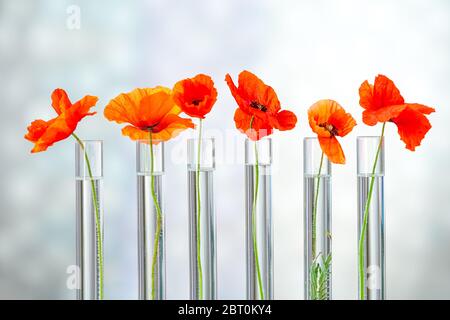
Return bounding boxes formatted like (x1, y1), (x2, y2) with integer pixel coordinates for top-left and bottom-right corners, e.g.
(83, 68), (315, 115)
(0, 0), (449, 299)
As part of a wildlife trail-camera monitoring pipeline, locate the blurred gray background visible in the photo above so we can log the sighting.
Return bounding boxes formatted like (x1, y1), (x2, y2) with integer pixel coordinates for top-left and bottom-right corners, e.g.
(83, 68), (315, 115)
(1, 0), (449, 299)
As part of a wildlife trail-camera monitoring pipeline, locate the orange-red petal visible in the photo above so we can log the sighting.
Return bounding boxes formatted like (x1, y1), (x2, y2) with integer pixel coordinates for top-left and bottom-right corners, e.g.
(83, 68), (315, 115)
(25, 119), (52, 143)
(308, 100), (356, 138)
(26, 91), (97, 153)
(273, 110), (297, 131)
(227, 71), (297, 140)
(359, 75), (406, 126)
(238, 71), (281, 114)
(234, 108), (272, 141)
(173, 74), (217, 119)
(392, 103), (435, 151)
(66, 95), (98, 128)
(307, 99), (355, 164)
(105, 86), (194, 143)
(226, 71), (281, 116)
(51, 88), (72, 115)
(28, 114), (75, 153)
(152, 113), (195, 134)
(361, 104), (406, 126)
(328, 108), (357, 137)
(137, 91), (179, 128)
(152, 114), (195, 141)
(121, 126), (148, 141)
(225, 73), (250, 114)
(121, 115), (194, 142)
(359, 75), (404, 111)
(104, 87), (175, 127)
(358, 80), (374, 110)
(308, 100), (337, 137)
(403, 103), (435, 115)
(318, 135), (346, 164)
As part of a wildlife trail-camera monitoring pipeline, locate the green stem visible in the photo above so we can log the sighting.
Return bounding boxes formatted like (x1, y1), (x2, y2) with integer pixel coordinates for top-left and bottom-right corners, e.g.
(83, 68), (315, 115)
(149, 131), (163, 300)
(249, 116), (264, 300)
(311, 152), (324, 260)
(196, 119), (204, 300)
(72, 133), (103, 300)
(309, 151), (324, 300)
(358, 122), (386, 300)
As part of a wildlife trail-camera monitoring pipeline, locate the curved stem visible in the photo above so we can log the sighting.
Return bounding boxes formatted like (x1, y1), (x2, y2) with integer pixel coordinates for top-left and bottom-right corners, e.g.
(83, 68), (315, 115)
(149, 131), (163, 300)
(196, 119), (204, 299)
(72, 133), (103, 300)
(358, 122), (386, 300)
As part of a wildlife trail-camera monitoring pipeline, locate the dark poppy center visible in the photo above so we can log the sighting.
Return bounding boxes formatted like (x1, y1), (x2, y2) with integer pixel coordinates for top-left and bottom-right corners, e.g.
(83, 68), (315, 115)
(191, 99), (203, 106)
(143, 122), (160, 132)
(250, 101), (268, 112)
(320, 123), (338, 136)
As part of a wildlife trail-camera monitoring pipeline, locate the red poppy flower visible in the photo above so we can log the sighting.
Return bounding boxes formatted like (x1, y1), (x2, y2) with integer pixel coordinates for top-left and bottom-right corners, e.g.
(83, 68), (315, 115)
(308, 99), (356, 164)
(225, 70), (297, 140)
(25, 88), (98, 153)
(359, 74), (435, 151)
(172, 74), (217, 119)
(104, 86), (194, 142)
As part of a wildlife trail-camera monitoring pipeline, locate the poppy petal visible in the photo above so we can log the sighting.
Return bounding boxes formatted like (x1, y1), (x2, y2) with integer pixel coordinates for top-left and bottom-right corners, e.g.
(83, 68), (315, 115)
(308, 100), (340, 137)
(227, 71), (296, 140)
(358, 80), (374, 111)
(392, 104), (434, 151)
(328, 108), (357, 137)
(51, 88), (72, 115)
(234, 108), (272, 141)
(318, 135), (346, 164)
(362, 104), (406, 126)
(359, 75), (404, 111)
(104, 87), (175, 127)
(233, 107), (252, 133)
(361, 109), (379, 126)
(138, 91), (179, 128)
(66, 95), (98, 128)
(359, 75), (406, 126)
(238, 70), (280, 113)
(225, 73), (248, 113)
(25, 119), (52, 143)
(29, 114), (75, 153)
(105, 86), (194, 143)
(273, 110), (297, 131)
(173, 74), (217, 119)
(404, 103), (435, 115)
(121, 115), (194, 142)
(121, 126), (149, 141)
(25, 90), (98, 153)
(225, 73), (238, 97)
(152, 114), (195, 141)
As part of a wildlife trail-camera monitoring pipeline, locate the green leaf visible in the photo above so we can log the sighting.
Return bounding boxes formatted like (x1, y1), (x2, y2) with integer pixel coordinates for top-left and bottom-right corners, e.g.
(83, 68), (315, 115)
(309, 253), (332, 300)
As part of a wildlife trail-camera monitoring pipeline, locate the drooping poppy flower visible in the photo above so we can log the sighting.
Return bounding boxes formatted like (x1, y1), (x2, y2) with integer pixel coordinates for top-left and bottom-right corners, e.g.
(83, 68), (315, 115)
(25, 88), (98, 153)
(359, 74), (435, 151)
(308, 99), (356, 164)
(104, 86), (194, 142)
(225, 70), (297, 140)
(172, 74), (217, 119)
